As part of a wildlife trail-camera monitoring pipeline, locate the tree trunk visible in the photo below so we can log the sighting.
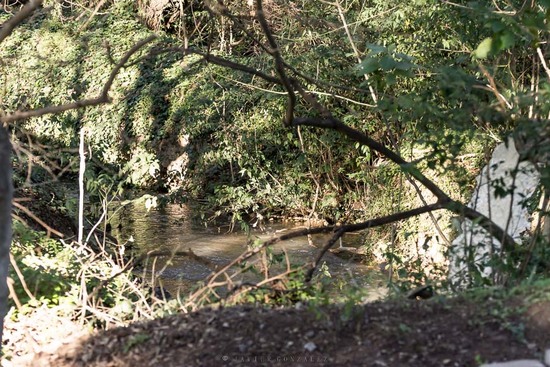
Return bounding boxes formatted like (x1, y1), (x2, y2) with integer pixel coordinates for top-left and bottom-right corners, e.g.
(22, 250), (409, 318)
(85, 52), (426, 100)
(0, 125), (13, 349)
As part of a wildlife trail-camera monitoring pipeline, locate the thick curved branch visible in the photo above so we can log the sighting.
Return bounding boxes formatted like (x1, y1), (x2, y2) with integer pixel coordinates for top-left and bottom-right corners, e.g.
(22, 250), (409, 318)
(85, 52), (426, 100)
(293, 116), (449, 199)
(1, 35), (157, 124)
(292, 115), (517, 252)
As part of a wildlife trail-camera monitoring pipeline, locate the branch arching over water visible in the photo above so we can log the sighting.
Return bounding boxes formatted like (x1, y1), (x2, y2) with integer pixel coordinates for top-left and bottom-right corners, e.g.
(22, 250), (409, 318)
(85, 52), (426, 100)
(291, 115), (517, 252)
(170, 0), (520, 294)
(185, 201), (447, 306)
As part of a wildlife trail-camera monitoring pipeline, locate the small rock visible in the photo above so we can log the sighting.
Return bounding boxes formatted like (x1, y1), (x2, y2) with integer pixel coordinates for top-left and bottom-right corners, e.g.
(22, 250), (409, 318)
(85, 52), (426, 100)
(480, 360), (545, 367)
(305, 330), (315, 338)
(304, 342), (317, 352)
(545, 350), (550, 366)
(238, 343), (247, 353)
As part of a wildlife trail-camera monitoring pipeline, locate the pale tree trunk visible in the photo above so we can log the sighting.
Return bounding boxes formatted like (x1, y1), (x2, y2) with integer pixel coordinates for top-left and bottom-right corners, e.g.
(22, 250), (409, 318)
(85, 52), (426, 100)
(0, 125), (13, 348)
(78, 128), (85, 246)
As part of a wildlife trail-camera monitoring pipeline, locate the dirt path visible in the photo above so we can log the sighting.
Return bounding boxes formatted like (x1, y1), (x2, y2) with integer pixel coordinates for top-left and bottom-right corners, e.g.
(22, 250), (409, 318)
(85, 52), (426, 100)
(19, 288), (550, 367)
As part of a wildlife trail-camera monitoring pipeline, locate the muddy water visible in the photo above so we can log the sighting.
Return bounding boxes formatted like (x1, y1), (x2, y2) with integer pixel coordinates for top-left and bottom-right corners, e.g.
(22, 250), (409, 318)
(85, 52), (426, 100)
(110, 203), (386, 300)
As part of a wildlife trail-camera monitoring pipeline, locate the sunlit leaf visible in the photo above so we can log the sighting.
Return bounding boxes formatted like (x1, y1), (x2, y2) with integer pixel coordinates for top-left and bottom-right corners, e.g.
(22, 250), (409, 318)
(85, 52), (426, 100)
(473, 37), (493, 59)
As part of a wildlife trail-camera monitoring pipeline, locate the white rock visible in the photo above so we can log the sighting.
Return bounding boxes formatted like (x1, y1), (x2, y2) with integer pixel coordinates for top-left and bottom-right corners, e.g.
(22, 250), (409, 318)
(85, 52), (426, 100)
(450, 137), (539, 285)
(545, 349), (550, 366)
(303, 341), (317, 352)
(480, 360), (545, 367)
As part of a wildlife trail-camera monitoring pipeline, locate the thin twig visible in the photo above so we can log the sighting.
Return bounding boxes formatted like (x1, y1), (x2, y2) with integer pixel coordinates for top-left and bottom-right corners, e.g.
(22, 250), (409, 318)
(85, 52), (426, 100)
(334, 0), (377, 104)
(77, 0), (107, 32)
(536, 47), (550, 82)
(6, 278), (22, 310)
(12, 201), (64, 237)
(9, 253), (36, 302)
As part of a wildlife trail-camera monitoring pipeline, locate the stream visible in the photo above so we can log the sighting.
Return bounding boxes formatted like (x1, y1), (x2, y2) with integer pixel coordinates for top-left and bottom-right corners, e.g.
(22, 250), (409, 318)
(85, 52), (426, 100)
(109, 202), (387, 300)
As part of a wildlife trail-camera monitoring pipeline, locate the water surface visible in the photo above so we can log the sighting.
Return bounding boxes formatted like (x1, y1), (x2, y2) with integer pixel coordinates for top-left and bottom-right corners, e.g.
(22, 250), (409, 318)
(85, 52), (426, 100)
(110, 203), (386, 300)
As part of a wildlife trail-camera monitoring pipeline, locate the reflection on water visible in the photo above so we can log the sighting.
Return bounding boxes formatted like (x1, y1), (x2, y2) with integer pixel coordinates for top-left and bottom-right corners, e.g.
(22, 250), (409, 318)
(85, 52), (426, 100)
(110, 203), (387, 300)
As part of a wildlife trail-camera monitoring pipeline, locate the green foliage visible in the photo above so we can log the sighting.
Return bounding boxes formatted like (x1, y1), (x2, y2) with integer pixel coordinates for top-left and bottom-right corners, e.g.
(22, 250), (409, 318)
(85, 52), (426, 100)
(8, 218), (183, 328)
(5, 0), (550, 300)
(2, 0), (486, 228)
(1, 1), (157, 188)
(10, 222), (79, 307)
(357, 43), (417, 87)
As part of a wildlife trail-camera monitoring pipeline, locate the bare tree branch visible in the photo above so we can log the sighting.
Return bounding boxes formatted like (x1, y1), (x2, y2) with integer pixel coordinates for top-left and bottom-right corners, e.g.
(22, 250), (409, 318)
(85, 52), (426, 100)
(292, 115), (517, 252)
(255, 0), (296, 126)
(197, 50), (281, 85)
(0, 0), (43, 45)
(305, 201), (448, 280)
(292, 116), (450, 199)
(195, 201), (446, 295)
(185, 201), (448, 306)
(125, 45), (282, 85)
(0, 35), (157, 124)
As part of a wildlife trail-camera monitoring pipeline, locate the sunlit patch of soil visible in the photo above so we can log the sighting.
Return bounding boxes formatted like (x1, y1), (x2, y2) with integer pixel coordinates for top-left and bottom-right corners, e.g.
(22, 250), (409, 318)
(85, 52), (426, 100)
(2, 304), (90, 367)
